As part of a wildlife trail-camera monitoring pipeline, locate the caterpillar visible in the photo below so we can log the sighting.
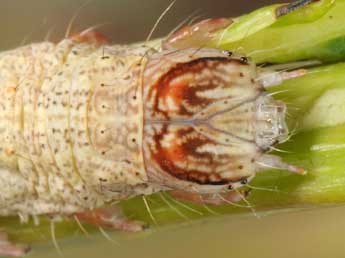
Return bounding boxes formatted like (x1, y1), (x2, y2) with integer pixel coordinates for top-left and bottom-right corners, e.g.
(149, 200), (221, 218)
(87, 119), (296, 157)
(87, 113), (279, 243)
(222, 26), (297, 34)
(0, 0), (310, 256)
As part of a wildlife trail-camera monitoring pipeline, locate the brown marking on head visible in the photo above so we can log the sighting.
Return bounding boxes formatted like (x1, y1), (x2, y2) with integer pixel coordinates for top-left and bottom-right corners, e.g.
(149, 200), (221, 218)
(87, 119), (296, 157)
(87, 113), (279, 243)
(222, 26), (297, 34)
(147, 57), (249, 119)
(147, 124), (252, 185)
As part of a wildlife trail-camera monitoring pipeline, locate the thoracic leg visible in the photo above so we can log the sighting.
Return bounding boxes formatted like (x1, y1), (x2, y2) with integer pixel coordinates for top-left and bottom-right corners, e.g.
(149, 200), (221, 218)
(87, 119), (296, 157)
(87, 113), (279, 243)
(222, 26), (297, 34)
(74, 206), (146, 232)
(169, 190), (249, 206)
(256, 154), (306, 175)
(0, 231), (30, 257)
(70, 28), (110, 45)
(162, 18), (232, 50)
(258, 69), (307, 88)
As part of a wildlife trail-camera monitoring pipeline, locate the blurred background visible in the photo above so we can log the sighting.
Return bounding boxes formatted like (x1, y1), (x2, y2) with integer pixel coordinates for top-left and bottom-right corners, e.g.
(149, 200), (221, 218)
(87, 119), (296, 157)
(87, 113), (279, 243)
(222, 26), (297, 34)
(2, 1), (345, 258)
(0, 0), (289, 49)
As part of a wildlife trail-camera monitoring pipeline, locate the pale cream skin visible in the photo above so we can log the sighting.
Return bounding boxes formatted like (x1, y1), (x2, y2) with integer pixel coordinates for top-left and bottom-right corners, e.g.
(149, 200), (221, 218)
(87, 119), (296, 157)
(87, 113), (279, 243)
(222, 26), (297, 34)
(0, 28), (305, 256)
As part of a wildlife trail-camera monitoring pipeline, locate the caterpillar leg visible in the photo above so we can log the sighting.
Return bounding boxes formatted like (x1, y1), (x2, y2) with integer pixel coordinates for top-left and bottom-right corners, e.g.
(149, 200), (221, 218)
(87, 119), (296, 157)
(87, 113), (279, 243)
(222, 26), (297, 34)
(74, 206), (146, 232)
(162, 18), (232, 50)
(169, 190), (249, 206)
(259, 69), (307, 88)
(70, 28), (110, 45)
(256, 154), (306, 175)
(0, 231), (30, 257)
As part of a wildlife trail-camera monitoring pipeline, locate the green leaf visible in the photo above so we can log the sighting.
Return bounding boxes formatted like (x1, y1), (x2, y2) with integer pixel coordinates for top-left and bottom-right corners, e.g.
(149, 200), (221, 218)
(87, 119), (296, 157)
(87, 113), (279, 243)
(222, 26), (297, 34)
(214, 0), (345, 63)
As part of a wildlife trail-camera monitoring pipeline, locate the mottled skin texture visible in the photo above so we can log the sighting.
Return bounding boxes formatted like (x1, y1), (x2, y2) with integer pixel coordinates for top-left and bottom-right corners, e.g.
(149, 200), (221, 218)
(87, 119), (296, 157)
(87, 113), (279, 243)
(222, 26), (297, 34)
(0, 39), (153, 217)
(0, 22), (305, 256)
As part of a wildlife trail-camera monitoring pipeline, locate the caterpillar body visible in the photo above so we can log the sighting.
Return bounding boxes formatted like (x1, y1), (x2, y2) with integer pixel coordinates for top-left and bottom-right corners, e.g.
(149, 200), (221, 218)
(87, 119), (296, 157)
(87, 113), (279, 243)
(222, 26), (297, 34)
(0, 16), (306, 257)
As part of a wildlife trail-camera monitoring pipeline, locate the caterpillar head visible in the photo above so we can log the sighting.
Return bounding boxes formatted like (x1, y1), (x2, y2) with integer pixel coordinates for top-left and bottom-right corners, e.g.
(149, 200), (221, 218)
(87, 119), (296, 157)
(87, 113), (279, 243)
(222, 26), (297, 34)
(255, 95), (289, 150)
(142, 48), (294, 194)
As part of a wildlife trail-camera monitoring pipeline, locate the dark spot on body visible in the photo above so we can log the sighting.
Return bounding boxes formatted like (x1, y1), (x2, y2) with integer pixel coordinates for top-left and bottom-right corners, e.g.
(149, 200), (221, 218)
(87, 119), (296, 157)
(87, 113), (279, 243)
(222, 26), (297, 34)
(223, 50), (233, 57)
(240, 56), (248, 64)
(241, 178), (248, 185)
